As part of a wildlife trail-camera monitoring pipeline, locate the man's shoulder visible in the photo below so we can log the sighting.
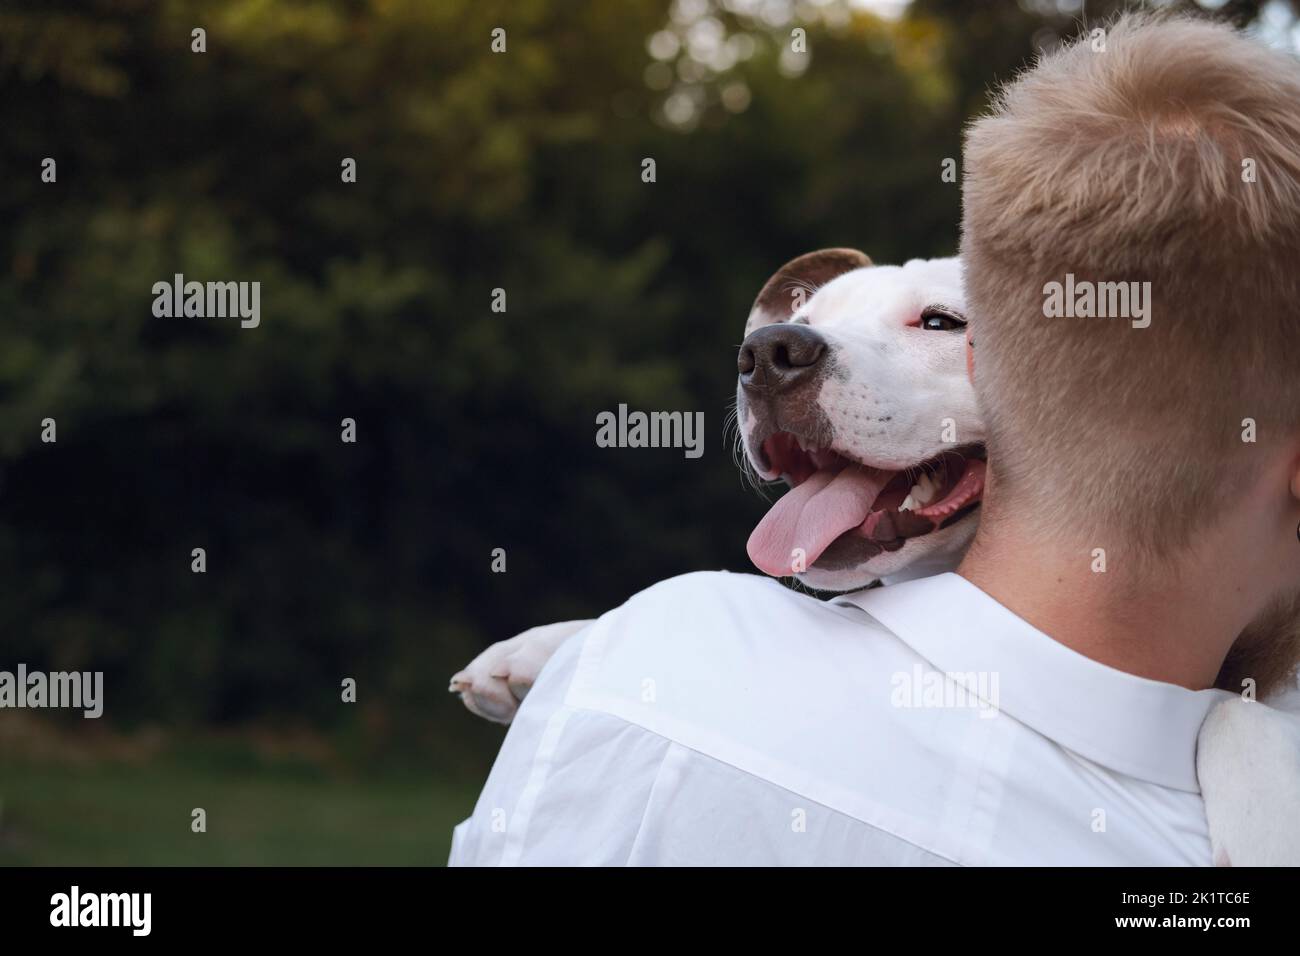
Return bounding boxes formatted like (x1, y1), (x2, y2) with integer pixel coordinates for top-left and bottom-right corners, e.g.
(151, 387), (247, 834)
(605, 570), (900, 674)
(538, 571), (983, 859)
(456, 572), (948, 866)
(629, 568), (798, 605)
(562, 570), (916, 746)
(618, 568), (878, 632)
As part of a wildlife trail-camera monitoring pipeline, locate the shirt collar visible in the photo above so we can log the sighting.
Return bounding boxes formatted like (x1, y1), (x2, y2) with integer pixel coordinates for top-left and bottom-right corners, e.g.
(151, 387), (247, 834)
(833, 572), (1233, 792)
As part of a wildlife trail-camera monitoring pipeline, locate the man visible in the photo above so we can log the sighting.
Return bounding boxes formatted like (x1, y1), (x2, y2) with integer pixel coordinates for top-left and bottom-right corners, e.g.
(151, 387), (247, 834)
(449, 15), (1300, 865)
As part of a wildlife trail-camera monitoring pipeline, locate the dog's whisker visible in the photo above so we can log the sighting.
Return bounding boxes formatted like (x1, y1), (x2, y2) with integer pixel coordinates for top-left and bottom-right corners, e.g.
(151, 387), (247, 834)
(723, 397), (770, 497)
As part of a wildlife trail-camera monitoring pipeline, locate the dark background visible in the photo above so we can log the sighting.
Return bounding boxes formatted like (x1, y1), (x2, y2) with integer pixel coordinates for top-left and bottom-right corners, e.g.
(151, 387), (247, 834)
(0, 0), (1291, 864)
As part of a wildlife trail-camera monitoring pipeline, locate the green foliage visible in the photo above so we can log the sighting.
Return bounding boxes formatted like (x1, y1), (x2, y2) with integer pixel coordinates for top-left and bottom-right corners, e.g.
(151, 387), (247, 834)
(0, 0), (1276, 771)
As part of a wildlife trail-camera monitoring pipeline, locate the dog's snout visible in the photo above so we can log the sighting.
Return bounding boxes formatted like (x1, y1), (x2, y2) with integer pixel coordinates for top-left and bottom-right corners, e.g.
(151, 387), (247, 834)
(738, 324), (828, 393)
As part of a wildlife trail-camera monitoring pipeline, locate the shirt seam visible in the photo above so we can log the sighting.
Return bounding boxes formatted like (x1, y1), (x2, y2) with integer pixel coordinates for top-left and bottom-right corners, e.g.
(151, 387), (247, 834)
(623, 741), (690, 865)
(563, 700), (965, 866)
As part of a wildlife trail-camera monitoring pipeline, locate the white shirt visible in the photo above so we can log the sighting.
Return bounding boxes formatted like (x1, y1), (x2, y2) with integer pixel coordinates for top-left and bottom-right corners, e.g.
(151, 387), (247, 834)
(449, 571), (1231, 866)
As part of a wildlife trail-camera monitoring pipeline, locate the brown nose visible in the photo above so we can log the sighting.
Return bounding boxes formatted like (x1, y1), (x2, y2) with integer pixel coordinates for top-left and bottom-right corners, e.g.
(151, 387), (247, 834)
(738, 324), (828, 393)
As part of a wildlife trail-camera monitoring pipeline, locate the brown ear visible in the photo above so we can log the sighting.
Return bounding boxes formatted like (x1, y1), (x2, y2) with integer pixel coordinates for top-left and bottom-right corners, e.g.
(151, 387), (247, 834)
(744, 248), (872, 334)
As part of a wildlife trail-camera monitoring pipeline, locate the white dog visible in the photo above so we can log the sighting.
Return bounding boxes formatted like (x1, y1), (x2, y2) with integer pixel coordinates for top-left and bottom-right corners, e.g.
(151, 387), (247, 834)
(451, 249), (1300, 866)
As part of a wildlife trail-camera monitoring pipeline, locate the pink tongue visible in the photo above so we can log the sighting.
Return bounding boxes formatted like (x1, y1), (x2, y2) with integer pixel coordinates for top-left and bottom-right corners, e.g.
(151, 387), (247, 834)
(747, 466), (890, 577)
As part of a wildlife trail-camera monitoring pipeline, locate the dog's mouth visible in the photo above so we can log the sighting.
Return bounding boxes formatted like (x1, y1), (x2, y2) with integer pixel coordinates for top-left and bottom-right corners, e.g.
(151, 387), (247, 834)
(746, 432), (986, 577)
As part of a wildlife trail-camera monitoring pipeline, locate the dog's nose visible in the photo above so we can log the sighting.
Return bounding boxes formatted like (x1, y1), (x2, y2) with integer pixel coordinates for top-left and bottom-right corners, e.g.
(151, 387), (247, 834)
(738, 324), (828, 393)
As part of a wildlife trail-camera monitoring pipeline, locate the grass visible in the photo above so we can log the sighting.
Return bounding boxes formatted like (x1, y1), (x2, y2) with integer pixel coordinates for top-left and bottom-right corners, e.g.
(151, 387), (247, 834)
(0, 721), (487, 866)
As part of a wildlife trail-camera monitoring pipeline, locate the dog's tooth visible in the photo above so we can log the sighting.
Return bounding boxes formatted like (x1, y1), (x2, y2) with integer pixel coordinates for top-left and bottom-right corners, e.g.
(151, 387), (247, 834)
(912, 475), (937, 505)
(899, 494), (916, 513)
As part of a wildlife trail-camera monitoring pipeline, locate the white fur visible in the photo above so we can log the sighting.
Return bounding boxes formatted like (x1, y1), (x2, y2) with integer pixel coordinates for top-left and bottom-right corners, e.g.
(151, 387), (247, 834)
(738, 257), (982, 591)
(1198, 688), (1300, 865)
(448, 620), (589, 724)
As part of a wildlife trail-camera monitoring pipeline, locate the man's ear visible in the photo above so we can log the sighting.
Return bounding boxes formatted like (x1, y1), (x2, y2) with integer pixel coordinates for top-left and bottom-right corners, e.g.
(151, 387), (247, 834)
(744, 248), (872, 335)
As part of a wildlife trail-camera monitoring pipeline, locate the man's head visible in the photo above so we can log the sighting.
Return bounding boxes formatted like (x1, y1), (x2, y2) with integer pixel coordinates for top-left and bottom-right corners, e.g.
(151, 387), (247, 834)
(961, 13), (1300, 692)
(963, 14), (1300, 585)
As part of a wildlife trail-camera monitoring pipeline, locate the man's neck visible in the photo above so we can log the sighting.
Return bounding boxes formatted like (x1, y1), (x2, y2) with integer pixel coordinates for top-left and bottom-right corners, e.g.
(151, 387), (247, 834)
(955, 517), (1245, 691)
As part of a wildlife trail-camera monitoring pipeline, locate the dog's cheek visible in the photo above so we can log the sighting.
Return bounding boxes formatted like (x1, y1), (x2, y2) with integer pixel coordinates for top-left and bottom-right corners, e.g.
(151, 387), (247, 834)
(812, 377), (877, 459)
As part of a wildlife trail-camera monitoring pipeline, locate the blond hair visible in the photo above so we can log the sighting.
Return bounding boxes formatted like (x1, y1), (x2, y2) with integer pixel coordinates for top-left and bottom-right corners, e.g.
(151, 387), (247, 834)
(962, 13), (1300, 693)
(961, 13), (1300, 554)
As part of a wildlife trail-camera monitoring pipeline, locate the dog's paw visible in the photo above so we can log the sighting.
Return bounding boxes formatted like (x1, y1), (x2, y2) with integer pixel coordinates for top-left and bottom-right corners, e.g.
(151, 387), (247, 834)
(450, 620), (593, 725)
(448, 637), (521, 725)
(1197, 696), (1300, 866)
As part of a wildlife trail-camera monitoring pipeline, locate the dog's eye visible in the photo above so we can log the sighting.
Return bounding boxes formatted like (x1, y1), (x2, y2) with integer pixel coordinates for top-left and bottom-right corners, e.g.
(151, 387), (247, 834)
(919, 309), (966, 332)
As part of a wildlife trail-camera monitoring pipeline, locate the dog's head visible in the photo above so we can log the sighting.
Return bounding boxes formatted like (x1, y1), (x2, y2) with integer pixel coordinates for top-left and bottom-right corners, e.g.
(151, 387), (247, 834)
(736, 249), (986, 591)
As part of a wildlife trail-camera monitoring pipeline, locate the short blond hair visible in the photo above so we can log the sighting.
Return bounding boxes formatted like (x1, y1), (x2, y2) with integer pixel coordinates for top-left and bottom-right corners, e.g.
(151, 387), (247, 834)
(962, 13), (1300, 562)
